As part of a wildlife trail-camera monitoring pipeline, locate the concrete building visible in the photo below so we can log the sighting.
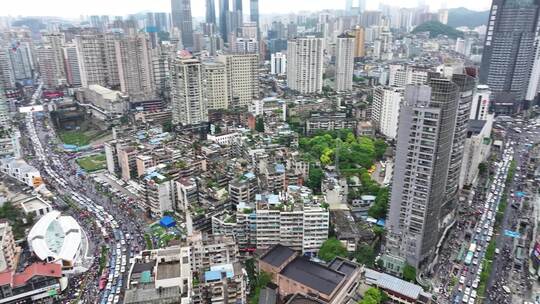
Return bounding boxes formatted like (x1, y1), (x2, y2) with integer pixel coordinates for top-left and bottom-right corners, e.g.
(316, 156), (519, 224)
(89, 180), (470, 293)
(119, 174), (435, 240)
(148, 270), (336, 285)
(0, 130), (22, 159)
(305, 112), (357, 135)
(0, 263), (66, 303)
(259, 245), (364, 303)
(143, 170), (176, 215)
(354, 26), (366, 58)
(0, 158), (40, 187)
(212, 186), (329, 254)
(218, 54), (259, 108)
(443, 73), (476, 219)
(234, 38), (259, 54)
(171, 0), (194, 48)
(36, 46), (66, 89)
(117, 145), (139, 181)
(270, 52), (287, 75)
(124, 246), (193, 304)
(0, 222), (20, 272)
(0, 49), (15, 89)
(372, 86), (403, 140)
(115, 35), (156, 100)
(80, 85), (128, 115)
(63, 45), (82, 87)
(388, 65), (429, 87)
(480, 0), (540, 113)
(202, 62), (229, 110)
(459, 116), (494, 188)
(228, 173), (257, 205)
(384, 78), (460, 271)
(19, 196), (53, 219)
(470, 84), (491, 121)
(287, 37), (324, 94)
(75, 33), (108, 87)
(171, 56), (208, 126)
(335, 34), (355, 92)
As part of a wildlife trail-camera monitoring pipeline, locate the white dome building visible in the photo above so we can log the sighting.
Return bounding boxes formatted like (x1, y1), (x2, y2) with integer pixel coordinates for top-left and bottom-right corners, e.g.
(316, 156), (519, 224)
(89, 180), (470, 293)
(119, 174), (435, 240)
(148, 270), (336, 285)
(27, 210), (83, 269)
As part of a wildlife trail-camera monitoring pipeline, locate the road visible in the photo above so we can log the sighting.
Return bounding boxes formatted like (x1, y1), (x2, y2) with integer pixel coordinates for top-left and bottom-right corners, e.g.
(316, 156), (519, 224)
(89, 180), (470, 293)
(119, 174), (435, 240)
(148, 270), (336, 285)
(22, 89), (148, 304)
(485, 120), (540, 303)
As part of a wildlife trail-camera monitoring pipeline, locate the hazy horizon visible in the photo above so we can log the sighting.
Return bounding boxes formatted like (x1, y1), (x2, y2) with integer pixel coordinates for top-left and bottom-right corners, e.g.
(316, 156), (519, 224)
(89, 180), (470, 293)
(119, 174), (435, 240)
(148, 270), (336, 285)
(1, 0), (492, 19)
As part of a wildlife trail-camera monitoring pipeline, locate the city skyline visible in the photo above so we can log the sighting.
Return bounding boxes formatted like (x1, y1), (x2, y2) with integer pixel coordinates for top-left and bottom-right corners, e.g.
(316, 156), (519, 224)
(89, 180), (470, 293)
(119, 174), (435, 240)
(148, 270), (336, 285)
(1, 0), (492, 19)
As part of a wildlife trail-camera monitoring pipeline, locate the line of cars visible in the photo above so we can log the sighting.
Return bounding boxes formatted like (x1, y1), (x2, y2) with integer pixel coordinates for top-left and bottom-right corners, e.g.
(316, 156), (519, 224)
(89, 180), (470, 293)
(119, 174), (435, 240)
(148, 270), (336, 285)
(454, 145), (515, 304)
(25, 110), (131, 304)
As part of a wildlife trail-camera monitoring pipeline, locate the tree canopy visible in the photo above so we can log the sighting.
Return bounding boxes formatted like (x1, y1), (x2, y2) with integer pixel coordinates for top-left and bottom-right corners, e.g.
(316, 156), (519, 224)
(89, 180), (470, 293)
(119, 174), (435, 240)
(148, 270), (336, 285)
(358, 287), (384, 304)
(318, 237), (348, 262)
(255, 117), (265, 133)
(299, 130), (387, 171)
(412, 21), (464, 39)
(402, 263), (417, 282)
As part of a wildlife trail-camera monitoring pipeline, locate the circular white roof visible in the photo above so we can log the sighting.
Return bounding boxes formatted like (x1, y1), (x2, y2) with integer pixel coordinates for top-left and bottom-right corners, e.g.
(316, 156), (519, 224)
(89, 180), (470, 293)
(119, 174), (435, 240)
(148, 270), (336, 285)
(27, 210), (82, 264)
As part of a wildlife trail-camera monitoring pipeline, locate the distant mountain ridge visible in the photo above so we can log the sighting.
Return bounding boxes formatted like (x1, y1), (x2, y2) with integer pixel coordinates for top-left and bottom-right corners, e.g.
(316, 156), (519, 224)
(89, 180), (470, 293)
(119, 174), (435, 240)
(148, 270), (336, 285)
(447, 7), (490, 28)
(412, 21), (465, 39)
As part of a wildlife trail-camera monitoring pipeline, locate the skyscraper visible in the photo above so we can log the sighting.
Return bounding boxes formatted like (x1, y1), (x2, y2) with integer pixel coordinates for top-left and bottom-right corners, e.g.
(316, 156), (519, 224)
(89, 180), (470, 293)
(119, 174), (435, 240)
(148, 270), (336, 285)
(232, 0), (244, 34)
(171, 0), (194, 49)
(219, 0), (230, 43)
(218, 54), (259, 108)
(203, 62), (229, 110)
(250, 0), (259, 35)
(114, 35), (156, 100)
(372, 86), (403, 140)
(63, 45), (82, 87)
(287, 37), (324, 94)
(480, 0), (540, 113)
(36, 46), (65, 89)
(335, 33), (355, 92)
(354, 26), (366, 58)
(171, 56), (208, 126)
(383, 77), (461, 272)
(75, 33), (108, 87)
(206, 0), (217, 25)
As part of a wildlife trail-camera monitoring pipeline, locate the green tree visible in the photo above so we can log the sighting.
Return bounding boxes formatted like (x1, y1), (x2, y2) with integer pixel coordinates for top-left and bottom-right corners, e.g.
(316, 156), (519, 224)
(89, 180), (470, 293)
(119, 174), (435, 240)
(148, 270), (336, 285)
(255, 116), (265, 132)
(374, 139), (387, 160)
(318, 237), (348, 262)
(354, 244), (376, 267)
(478, 162), (488, 176)
(250, 271), (272, 304)
(358, 287), (383, 304)
(368, 187), (389, 219)
(402, 264), (417, 282)
(306, 165), (324, 194)
(162, 120), (173, 132)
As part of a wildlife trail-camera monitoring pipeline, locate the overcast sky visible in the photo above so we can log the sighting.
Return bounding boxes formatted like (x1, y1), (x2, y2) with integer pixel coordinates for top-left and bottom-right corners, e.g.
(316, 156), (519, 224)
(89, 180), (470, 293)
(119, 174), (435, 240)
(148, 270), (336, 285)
(2, 0), (492, 18)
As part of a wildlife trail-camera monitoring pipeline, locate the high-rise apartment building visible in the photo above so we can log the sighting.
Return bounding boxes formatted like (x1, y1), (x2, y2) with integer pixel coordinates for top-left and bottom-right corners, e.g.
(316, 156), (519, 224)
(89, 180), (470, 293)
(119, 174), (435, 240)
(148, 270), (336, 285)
(443, 73), (476, 218)
(63, 45), (82, 87)
(336, 33), (355, 92)
(75, 33), (108, 87)
(218, 54), (259, 108)
(203, 62), (229, 110)
(114, 35), (155, 100)
(0, 222), (19, 272)
(171, 0), (194, 49)
(7, 41), (33, 82)
(270, 52), (287, 75)
(42, 33), (66, 86)
(287, 37), (324, 94)
(470, 85), (491, 121)
(354, 26), (366, 58)
(36, 46), (65, 89)
(171, 56), (208, 126)
(372, 86), (403, 140)
(0, 49), (15, 89)
(480, 0), (540, 113)
(384, 77), (460, 272)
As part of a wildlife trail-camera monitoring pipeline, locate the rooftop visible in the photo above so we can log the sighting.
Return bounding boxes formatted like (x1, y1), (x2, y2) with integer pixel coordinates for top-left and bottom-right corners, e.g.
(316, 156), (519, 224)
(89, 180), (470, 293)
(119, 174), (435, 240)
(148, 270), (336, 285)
(364, 268), (430, 300)
(260, 244), (297, 268)
(280, 257), (345, 295)
(156, 261), (181, 280)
